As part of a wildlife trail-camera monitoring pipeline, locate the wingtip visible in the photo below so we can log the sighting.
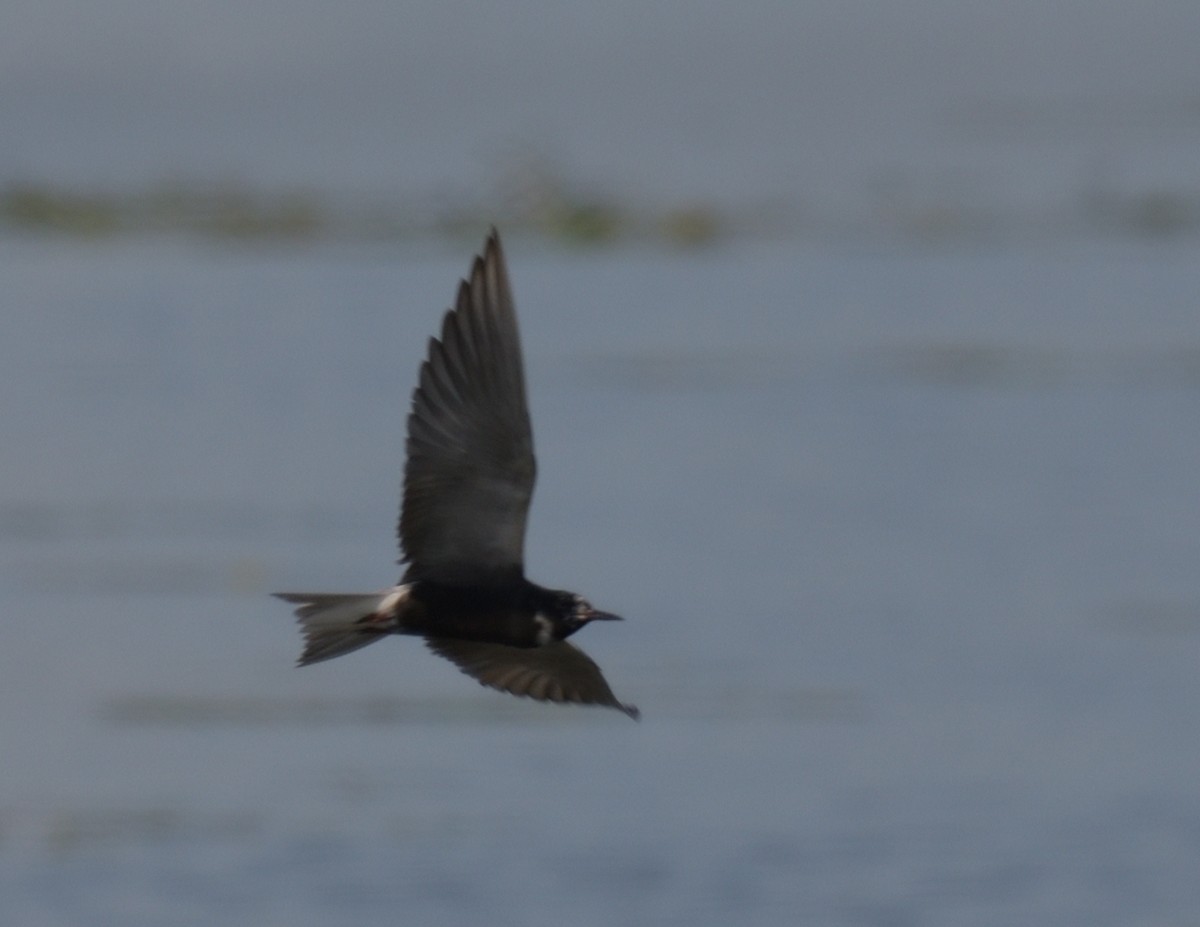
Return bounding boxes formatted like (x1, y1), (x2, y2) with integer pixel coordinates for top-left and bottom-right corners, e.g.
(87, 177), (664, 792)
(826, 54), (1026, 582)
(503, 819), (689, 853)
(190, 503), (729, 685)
(484, 226), (505, 264)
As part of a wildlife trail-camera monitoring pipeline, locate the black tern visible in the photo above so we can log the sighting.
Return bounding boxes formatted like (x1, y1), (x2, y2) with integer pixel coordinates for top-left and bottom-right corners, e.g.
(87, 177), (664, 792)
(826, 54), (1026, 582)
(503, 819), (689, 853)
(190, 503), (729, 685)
(275, 230), (637, 719)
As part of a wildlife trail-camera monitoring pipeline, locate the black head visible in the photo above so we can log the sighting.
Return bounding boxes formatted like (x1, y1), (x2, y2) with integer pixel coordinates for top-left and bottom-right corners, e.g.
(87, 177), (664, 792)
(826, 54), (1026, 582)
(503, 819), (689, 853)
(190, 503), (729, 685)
(542, 590), (622, 640)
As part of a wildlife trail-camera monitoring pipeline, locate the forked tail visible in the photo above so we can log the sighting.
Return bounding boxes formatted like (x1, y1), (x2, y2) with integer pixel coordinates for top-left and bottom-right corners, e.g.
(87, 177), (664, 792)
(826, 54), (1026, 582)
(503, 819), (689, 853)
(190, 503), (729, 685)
(273, 591), (402, 666)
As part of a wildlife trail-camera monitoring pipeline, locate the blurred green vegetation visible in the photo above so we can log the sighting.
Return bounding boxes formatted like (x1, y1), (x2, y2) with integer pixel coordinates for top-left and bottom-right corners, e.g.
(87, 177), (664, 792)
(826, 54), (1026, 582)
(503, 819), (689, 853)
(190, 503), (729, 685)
(3, 185), (124, 237)
(0, 174), (727, 250)
(3, 168), (1198, 247)
(2, 182), (331, 242)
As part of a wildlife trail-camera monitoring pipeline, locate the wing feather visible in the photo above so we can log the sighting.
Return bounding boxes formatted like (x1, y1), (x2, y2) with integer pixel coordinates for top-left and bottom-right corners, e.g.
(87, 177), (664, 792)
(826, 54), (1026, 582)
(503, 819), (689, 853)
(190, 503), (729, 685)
(399, 231), (536, 584)
(425, 637), (639, 719)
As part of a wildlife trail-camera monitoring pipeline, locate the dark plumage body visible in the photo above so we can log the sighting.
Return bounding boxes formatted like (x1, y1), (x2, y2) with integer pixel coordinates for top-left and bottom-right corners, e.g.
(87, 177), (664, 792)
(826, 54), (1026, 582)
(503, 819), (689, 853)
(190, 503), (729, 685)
(394, 581), (566, 645)
(274, 230), (637, 719)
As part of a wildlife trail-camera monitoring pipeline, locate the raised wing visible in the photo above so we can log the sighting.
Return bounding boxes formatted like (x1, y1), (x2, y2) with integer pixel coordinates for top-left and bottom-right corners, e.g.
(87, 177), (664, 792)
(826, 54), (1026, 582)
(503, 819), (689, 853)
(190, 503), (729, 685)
(400, 231), (536, 584)
(425, 637), (639, 719)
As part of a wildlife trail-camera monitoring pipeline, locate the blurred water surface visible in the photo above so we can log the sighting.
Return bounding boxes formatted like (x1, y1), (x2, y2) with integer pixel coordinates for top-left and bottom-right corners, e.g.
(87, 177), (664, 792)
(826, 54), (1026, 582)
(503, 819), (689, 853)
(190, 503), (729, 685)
(1, 234), (1199, 925)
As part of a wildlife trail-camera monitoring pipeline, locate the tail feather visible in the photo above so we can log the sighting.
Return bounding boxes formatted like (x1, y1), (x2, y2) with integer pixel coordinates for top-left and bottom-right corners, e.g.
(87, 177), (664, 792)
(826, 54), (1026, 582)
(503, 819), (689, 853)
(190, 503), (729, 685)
(273, 591), (399, 666)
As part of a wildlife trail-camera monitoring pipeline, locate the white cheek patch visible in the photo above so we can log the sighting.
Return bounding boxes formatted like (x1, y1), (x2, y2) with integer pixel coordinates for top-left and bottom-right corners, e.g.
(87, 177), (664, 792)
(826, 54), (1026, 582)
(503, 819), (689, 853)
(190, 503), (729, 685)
(533, 612), (554, 646)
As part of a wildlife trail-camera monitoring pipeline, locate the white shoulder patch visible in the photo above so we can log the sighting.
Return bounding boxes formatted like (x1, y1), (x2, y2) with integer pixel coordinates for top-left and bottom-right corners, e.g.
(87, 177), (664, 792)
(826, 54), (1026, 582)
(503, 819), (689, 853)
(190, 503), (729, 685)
(533, 612), (554, 646)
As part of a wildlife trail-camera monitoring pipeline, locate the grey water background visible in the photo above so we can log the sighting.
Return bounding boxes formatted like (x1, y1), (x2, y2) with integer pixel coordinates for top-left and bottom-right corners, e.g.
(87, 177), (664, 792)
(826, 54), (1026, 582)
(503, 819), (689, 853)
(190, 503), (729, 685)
(4, 2), (1200, 925)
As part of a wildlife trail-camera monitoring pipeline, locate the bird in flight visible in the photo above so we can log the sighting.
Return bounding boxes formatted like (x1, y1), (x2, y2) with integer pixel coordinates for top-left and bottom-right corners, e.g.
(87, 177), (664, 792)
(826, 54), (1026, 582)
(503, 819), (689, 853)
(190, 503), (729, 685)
(275, 230), (637, 719)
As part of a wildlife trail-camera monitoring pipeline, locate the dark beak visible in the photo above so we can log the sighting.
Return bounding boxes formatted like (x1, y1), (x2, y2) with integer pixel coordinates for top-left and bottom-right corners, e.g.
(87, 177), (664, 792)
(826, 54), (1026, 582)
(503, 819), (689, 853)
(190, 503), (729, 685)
(587, 609), (623, 622)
